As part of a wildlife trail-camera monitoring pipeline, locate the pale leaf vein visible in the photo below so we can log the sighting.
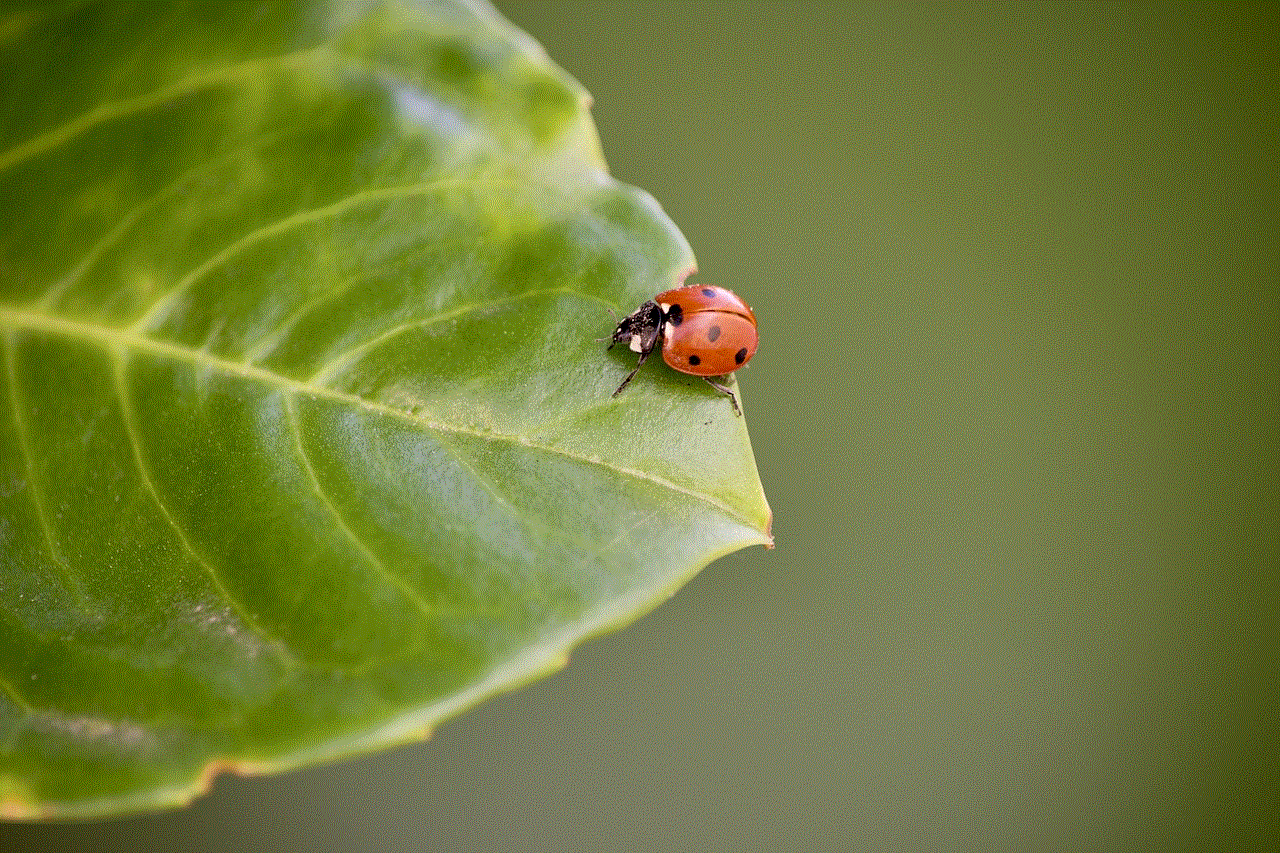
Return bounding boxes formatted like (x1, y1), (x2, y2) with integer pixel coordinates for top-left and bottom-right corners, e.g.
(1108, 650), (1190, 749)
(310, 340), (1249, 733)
(38, 127), (298, 311)
(282, 394), (438, 622)
(308, 286), (615, 384)
(1, 332), (85, 604)
(0, 672), (34, 715)
(0, 48), (321, 175)
(111, 350), (299, 667)
(129, 178), (516, 333)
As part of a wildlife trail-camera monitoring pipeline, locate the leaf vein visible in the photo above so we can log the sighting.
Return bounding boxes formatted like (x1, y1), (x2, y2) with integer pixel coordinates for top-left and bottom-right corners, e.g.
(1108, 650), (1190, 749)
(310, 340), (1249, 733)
(1, 333), (87, 606)
(110, 350), (301, 669)
(283, 393), (439, 622)
(0, 672), (35, 716)
(239, 255), (410, 364)
(0, 48), (322, 175)
(307, 286), (615, 384)
(426, 427), (554, 546)
(37, 128), (299, 311)
(128, 177), (517, 333)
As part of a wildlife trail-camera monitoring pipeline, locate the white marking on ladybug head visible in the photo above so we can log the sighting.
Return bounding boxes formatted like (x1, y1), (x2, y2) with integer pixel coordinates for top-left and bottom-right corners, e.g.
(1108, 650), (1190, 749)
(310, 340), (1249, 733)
(628, 334), (643, 353)
(659, 302), (671, 313)
(664, 322), (674, 337)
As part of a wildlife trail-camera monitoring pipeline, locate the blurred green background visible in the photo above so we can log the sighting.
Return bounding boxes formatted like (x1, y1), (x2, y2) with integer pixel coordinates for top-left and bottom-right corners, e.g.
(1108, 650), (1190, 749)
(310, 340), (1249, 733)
(6, 1), (1276, 850)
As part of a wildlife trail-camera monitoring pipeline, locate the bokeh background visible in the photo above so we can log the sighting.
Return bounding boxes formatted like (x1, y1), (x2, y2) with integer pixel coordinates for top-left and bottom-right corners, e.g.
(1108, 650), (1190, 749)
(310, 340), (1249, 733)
(6, 2), (1276, 850)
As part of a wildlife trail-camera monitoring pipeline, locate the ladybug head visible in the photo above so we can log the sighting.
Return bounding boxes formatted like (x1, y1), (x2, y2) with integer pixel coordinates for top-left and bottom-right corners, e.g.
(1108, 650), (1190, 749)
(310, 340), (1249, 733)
(608, 300), (663, 356)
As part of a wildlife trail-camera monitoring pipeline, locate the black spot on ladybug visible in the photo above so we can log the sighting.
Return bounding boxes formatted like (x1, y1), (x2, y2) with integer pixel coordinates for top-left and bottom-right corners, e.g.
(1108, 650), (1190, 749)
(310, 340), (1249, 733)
(735, 347), (748, 364)
(701, 288), (716, 298)
(688, 354), (701, 366)
(667, 303), (683, 326)
(707, 325), (722, 342)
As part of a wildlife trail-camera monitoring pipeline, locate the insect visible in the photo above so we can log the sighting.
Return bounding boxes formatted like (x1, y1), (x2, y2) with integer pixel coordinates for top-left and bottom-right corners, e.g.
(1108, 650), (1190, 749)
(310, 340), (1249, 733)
(607, 284), (758, 415)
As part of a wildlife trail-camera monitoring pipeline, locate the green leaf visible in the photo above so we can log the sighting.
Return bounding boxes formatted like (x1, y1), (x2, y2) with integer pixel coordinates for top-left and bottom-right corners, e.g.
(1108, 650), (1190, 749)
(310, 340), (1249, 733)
(0, 1), (770, 819)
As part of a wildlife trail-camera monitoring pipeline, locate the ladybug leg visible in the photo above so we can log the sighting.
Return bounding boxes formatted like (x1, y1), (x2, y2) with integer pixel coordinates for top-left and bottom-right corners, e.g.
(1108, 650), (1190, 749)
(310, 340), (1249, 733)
(702, 377), (742, 416)
(612, 348), (652, 397)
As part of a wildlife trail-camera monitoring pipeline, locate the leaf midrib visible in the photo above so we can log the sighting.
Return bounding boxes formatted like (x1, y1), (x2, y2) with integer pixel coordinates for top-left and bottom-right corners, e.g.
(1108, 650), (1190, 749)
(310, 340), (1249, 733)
(0, 306), (756, 527)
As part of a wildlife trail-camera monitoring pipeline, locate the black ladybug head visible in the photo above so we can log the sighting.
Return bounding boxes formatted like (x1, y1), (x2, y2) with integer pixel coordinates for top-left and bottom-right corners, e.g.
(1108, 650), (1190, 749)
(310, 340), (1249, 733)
(609, 300), (663, 356)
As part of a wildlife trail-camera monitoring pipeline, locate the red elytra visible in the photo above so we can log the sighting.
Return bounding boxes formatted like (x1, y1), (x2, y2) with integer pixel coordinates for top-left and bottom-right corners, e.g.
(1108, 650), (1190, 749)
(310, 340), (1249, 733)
(654, 285), (759, 377)
(606, 284), (758, 415)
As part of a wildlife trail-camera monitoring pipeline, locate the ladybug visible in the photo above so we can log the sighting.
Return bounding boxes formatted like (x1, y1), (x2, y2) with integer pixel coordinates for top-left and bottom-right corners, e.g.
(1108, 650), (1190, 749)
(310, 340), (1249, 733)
(607, 284), (758, 415)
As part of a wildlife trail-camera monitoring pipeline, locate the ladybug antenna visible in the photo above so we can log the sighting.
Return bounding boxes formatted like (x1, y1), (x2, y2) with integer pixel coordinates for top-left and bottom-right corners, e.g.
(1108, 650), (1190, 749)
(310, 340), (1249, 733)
(597, 306), (621, 345)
